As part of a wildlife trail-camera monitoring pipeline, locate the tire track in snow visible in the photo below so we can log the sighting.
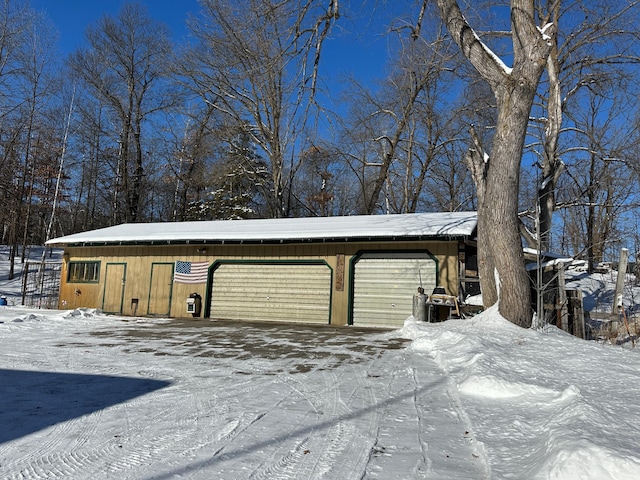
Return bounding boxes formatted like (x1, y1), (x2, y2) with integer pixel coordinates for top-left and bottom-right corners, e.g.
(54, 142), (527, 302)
(310, 415), (359, 478)
(245, 351), (392, 480)
(212, 362), (346, 479)
(248, 436), (312, 480)
(308, 368), (354, 478)
(2, 441), (131, 480)
(2, 328), (195, 479)
(99, 380), (203, 476)
(160, 373), (283, 473)
(360, 348), (459, 480)
(411, 358), (491, 479)
(0, 387), (96, 478)
(2, 312), (444, 479)
(274, 357), (365, 479)
(265, 371), (343, 479)
(64, 390), (196, 478)
(1, 371), (182, 478)
(359, 351), (407, 479)
(308, 359), (381, 479)
(1, 408), (133, 479)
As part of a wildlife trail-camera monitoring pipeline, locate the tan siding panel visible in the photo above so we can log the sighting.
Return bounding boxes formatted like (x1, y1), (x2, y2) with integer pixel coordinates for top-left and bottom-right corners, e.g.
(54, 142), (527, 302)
(210, 263), (331, 324)
(353, 255), (436, 327)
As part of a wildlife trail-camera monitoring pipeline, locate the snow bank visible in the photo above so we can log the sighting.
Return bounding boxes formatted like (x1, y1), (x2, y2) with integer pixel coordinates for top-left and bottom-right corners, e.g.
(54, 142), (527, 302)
(400, 309), (640, 480)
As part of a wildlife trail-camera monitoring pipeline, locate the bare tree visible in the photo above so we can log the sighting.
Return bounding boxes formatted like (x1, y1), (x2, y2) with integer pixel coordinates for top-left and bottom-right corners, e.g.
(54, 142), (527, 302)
(68, 3), (174, 223)
(337, 9), (466, 215)
(16, 11), (59, 258)
(558, 89), (639, 271)
(435, 0), (556, 327)
(0, 3), (58, 278)
(66, 94), (110, 232)
(357, 41), (447, 214)
(531, 0), (640, 251)
(289, 144), (347, 216)
(178, 0), (339, 218)
(423, 135), (476, 212)
(158, 105), (219, 222)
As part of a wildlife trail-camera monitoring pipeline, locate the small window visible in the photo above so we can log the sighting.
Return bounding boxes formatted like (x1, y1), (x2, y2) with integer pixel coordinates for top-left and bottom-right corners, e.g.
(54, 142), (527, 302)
(67, 261), (101, 283)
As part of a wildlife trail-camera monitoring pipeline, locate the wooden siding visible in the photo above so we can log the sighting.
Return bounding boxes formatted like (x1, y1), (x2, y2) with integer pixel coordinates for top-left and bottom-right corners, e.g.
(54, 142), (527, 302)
(57, 240), (463, 326)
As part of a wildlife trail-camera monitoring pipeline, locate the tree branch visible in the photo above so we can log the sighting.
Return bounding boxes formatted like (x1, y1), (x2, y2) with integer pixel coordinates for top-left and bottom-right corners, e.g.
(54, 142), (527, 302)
(434, 0), (511, 88)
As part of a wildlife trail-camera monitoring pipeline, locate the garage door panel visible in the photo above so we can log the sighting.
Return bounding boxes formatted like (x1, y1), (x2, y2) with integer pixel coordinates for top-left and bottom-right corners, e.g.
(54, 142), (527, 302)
(353, 254), (436, 328)
(211, 263), (331, 324)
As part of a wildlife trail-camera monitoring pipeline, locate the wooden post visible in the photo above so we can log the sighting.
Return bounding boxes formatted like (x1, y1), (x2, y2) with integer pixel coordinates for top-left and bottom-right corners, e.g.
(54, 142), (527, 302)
(21, 262), (29, 306)
(612, 248), (629, 316)
(566, 290), (585, 339)
(335, 254), (345, 291)
(557, 268), (568, 332)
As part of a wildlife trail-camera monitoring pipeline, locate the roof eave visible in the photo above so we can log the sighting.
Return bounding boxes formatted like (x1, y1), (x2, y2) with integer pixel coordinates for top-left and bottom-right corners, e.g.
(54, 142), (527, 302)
(53, 233), (474, 248)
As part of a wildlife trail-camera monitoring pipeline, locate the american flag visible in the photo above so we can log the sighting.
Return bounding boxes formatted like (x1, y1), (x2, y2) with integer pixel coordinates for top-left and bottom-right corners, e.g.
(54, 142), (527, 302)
(174, 260), (209, 284)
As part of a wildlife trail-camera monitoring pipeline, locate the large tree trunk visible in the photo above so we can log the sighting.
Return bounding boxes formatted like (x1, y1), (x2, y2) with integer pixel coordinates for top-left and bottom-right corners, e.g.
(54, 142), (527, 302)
(436, 0), (555, 327)
(483, 80), (539, 326)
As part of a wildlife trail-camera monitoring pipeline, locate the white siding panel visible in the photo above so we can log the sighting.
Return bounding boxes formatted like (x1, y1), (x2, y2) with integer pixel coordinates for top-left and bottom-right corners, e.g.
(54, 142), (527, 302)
(210, 263), (331, 324)
(353, 254), (436, 327)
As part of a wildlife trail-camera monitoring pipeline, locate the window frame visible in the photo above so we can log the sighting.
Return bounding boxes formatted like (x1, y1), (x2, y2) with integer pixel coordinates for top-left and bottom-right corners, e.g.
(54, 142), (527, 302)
(67, 261), (101, 284)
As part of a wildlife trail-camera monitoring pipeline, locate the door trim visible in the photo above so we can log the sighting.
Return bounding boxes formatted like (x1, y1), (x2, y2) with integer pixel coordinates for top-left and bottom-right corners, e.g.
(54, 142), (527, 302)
(147, 262), (174, 316)
(102, 262), (127, 314)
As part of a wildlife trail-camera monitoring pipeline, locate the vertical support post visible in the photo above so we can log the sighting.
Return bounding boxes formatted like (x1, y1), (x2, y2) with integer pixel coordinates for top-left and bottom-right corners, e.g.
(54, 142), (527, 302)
(21, 262), (30, 306)
(612, 248), (629, 316)
(335, 254), (345, 291)
(567, 290), (585, 339)
(557, 268), (568, 332)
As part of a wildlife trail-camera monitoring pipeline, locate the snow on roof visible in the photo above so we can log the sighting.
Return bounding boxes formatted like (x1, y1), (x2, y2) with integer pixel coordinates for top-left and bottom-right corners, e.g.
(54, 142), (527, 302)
(523, 247), (574, 270)
(46, 212), (477, 246)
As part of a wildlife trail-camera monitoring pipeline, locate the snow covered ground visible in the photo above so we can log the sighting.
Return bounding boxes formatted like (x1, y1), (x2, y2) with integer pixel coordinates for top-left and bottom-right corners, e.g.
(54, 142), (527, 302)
(2, 248), (640, 479)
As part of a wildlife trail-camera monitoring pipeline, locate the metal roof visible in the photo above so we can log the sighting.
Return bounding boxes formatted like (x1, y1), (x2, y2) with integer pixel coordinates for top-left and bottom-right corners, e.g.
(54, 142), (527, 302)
(46, 212), (478, 246)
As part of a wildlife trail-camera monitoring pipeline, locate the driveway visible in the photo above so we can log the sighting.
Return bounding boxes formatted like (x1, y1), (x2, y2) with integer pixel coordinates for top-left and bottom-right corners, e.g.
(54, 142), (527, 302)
(86, 318), (410, 372)
(0, 310), (487, 479)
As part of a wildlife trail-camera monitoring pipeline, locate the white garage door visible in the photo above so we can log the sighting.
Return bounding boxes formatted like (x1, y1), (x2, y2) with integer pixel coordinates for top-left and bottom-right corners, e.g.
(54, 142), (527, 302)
(210, 262), (332, 324)
(352, 252), (437, 328)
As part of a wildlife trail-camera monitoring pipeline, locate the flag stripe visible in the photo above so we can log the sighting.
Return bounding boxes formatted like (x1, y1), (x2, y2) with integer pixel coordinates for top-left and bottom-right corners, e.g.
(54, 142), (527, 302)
(174, 261), (209, 284)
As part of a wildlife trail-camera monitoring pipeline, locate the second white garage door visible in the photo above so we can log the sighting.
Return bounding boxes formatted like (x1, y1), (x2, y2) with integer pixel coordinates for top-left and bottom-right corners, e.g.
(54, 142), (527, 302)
(352, 252), (437, 328)
(210, 262), (332, 324)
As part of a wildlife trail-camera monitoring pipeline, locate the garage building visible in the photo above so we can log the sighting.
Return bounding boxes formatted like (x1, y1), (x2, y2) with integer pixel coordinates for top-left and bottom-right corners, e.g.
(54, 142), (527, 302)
(46, 212), (478, 328)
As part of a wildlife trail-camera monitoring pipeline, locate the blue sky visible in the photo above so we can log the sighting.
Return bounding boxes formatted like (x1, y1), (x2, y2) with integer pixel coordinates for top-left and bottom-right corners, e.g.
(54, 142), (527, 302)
(31, 0), (200, 51)
(29, 0), (389, 84)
